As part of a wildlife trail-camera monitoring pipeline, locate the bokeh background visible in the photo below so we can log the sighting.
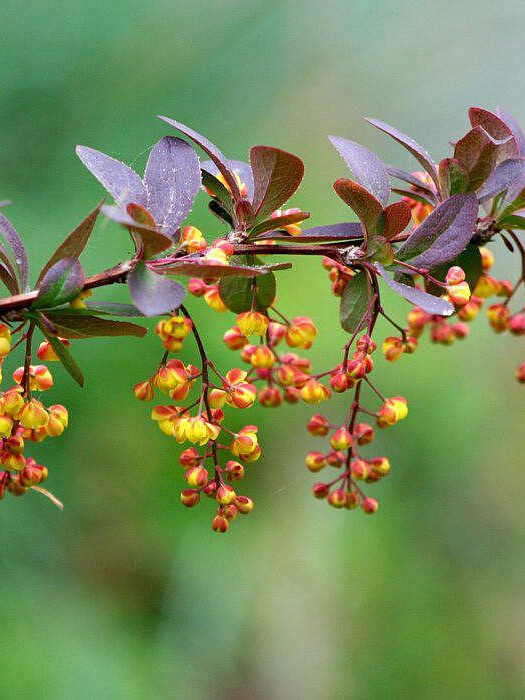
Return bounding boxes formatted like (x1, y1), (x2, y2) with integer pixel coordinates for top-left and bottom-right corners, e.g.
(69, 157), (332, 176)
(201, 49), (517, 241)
(1, 1), (525, 697)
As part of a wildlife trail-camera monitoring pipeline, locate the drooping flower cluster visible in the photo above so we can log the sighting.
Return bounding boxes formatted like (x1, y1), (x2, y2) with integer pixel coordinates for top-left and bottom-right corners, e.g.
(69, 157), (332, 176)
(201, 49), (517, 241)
(0, 330), (68, 504)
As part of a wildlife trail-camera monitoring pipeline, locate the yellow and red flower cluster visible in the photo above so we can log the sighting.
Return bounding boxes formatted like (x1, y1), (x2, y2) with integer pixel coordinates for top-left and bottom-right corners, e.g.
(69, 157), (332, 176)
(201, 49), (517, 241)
(0, 331), (68, 502)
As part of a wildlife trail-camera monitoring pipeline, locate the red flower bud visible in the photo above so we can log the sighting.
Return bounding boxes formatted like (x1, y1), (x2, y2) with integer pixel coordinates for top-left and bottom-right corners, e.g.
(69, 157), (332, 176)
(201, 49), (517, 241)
(305, 451), (327, 472)
(235, 495), (254, 514)
(307, 413), (330, 437)
(354, 422), (374, 445)
(312, 482), (329, 499)
(211, 514), (229, 532)
(328, 488), (348, 509)
(362, 497), (379, 514)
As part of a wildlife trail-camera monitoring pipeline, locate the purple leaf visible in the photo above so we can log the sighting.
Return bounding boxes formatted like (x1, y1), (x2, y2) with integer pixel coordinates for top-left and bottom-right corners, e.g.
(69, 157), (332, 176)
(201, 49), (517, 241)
(375, 263), (453, 316)
(128, 262), (185, 316)
(143, 136), (201, 238)
(365, 117), (439, 191)
(101, 204), (157, 231)
(496, 107), (525, 156)
(0, 212), (29, 291)
(297, 222), (364, 241)
(126, 204), (173, 258)
(202, 159), (254, 200)
(158, 116), (242, 203)
(152, 259), (268, 279)
(37, 202), (101, 285)
(386, 166), (438, 200)
(333, 178), (382, 233)
(34, 258), (85, 308)
(250, 146), (304, 223)
(391, 187), (435, 207)
(76, 146), (147, 207)
(397, 193), (478, 269)
(469, 107), (517, 162)
(329, 135), (390, 206)
(477, 158), (525, 204)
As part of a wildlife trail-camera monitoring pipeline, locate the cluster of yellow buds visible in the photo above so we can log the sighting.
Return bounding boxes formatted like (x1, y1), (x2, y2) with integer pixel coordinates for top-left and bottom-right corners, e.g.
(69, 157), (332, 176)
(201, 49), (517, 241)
(321, 257), (355, 297)
(155, 315), (192, 352)
(0, 356), (68, 501)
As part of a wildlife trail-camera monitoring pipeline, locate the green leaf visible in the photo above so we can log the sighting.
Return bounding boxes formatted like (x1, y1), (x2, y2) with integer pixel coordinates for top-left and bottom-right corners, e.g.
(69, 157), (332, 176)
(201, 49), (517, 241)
(339, 270), (369, 333)
(85, 302), (145, 317)
(438, 158), (469, 198)
(36, 316), (84, 387)
(219, 268), (276, 313)
(33, 258), (85, 309)
(498, 214), (525, 230)
(201, 170), (234, 217)
(37, 202), (101, 285)
(43, 311), (147, 339)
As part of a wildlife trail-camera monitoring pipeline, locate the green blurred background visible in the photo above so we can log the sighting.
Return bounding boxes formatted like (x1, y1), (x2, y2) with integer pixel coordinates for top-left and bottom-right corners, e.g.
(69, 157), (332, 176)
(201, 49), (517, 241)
(1, 1), (525, 697)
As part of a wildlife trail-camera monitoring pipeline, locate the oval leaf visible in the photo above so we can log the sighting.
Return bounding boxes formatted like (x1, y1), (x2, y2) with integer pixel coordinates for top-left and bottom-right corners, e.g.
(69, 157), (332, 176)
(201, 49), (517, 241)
(37, 202), (102, 285)
(477, 158), (525, 204)
(468, 107), (517, 162)
(44, 312), (146, 338)
(438, 158), (469, 198)
(375, 263), (453, 316)
(329, 135), (390, 206)
(290, 222), (364, 242)
(128, 262), (186, 316)
(365, 118), (439, 190)
(340, 270), (369, 332)
(397, 193), (478, 269)
(250, 146), (304, 223)
(143, 136), (201, 238)
(157, 116), (242, 203)
(34, 258), (85, 309)
(219, 272), (276, 313)
(76, 146), (147, 207)
(379, 201), (412, 239)
(0, 212), (29, 292)
(333, 178), (382, 234)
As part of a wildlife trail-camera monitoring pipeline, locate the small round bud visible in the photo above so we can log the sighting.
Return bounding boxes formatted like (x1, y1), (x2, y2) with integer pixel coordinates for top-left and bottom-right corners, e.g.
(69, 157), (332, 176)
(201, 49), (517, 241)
(185, 466), (209, 488)
(445, 266), (465, 285)
(312, 483), (329, 499)
(133, 380), (154, 401)
(180, 489), (200, 507)
(328, 488), (348, 509)
(235, 496), (254, 514)
(211, 515), (229, 532)
(307, 413), (330, 437)
(362, 497), (379, 514)
(354, 423), (374, 445)
(305, 451), (327, 472)
(216, 484), (237, 505)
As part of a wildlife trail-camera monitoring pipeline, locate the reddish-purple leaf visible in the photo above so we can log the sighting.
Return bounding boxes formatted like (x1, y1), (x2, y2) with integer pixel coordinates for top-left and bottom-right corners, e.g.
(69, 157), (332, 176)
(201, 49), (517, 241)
(375, 263), (453, 316)
(126, 204), (172, 258)
(202, 159), (254, 200)
(469, 107), (517, 162)
(37, 202), (102, 285)
(379, 201), (412, 239)
(454, 126), (511, 189)
(365, 117), (439, 190)
(102, 204), (157, 231)
(44, 312), (146, 338)
(333, 178), (383, 233)
(0, 213), (29, 292)
(158, 116), (242, 203)
(477, 158), (525, 204)
(290, 222), (364, 242)
(496, 107), (525, 156)
(329, 135), (390, 206)
(250, 146), (304, 223)
(397, 193), (478, 269)
(76, 146), (147, 207)
(391, 187), (435, 207)
(250, 210), (310, 238)
(153, 259), (267, 279)
(143, 136), (201, 238)
(34, 258), (85, 308)
(128, 262), (185, 316)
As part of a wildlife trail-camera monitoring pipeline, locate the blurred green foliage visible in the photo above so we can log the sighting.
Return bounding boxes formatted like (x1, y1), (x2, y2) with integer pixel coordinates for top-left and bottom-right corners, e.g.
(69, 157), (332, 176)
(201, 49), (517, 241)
(2, 1), (525, 697)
